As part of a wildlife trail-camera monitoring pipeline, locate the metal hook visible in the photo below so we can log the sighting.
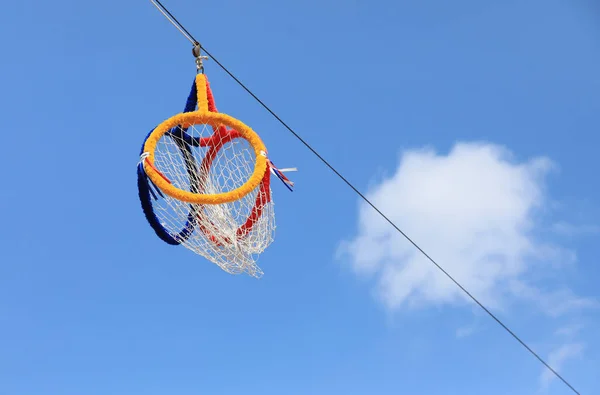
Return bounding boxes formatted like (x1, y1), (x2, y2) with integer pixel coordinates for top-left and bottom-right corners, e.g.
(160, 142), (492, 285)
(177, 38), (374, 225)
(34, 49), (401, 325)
(192, 42), (208, 74)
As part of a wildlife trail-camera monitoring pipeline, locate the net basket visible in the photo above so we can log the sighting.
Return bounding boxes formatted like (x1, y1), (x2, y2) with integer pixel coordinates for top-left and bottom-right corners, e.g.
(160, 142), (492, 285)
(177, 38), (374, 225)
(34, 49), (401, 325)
(137, 74), (293, 278)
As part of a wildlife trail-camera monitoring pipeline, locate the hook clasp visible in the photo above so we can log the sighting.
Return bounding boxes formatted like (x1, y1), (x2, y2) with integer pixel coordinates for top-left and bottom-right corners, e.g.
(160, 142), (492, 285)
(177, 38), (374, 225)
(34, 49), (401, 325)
(192, 42), (209, 74)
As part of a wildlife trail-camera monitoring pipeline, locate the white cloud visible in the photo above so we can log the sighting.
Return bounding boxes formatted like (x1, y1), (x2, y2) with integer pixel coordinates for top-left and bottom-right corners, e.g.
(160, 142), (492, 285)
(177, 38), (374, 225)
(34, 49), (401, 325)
(551, 221), (600, 237)
(539, 343), (585, 391)
(509, 281), (598, 317)
(555, 323), (584, 338)
(337, 142), (594, 314)
(455, 325), (476, 338)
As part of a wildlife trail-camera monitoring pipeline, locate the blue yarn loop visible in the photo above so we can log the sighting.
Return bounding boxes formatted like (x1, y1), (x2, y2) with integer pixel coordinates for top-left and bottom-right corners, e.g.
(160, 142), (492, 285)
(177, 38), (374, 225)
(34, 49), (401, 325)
(137, 77), (201, 245)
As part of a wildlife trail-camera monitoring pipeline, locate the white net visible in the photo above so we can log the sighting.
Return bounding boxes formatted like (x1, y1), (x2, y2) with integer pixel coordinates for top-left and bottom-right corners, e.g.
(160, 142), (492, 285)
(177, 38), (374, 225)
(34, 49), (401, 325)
(149, 122), (275, 278)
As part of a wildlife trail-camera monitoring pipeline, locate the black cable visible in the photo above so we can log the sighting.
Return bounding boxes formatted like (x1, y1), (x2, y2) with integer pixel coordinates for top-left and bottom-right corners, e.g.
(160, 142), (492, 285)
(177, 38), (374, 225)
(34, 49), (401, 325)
(149, 1), (582, 393)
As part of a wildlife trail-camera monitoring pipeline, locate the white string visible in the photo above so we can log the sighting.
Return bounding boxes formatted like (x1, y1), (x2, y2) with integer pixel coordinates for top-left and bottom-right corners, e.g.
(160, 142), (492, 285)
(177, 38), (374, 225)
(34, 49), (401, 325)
(138, 152), (150, 167)
(149, 123), (275, 278)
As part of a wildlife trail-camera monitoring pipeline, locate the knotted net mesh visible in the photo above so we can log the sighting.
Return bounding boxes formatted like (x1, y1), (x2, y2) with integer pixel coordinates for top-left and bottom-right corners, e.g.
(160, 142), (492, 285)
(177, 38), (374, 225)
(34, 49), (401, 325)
(149, 122), (275, 278)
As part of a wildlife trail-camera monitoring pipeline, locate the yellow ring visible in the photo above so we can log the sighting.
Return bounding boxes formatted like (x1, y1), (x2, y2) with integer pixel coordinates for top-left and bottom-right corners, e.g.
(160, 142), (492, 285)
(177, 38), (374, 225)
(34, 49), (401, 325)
(143, 111), (268, 204)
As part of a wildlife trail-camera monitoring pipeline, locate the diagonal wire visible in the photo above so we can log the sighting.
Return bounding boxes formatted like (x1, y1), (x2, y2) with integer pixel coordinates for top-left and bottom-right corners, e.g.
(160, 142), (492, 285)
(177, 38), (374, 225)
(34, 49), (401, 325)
(150, 0), (197, 45)
(147, 1), (581, 393)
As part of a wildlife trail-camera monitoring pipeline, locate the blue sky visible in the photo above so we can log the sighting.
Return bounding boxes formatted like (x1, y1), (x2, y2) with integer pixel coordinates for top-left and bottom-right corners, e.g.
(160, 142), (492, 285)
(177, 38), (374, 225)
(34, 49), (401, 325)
(1, 0), (599, 394)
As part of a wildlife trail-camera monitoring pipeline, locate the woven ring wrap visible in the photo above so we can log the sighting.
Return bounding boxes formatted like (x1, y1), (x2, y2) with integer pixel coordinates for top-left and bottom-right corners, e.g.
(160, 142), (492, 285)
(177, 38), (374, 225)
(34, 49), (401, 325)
(142, 77), (268, 205)
(137, 128), (197, 245)
(136, 78), (201, 245)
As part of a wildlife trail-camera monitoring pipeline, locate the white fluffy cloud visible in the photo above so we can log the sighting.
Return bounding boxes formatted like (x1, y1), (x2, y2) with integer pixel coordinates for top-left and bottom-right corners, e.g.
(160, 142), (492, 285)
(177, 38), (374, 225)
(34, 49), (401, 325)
(540, 343), (585, 390)
(338, 142), (591, 313)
